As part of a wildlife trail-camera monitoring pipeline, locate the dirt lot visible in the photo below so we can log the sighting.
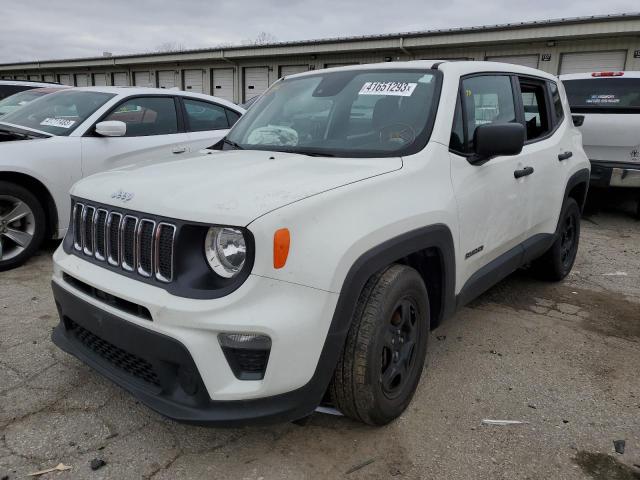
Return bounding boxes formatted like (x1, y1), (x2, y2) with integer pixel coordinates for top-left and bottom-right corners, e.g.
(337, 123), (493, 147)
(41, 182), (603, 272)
(1, 205), (639, 480)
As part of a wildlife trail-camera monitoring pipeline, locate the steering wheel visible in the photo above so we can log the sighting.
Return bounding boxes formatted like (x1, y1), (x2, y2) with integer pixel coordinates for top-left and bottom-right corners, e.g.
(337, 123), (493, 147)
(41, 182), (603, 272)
(379, 123), (416, 145)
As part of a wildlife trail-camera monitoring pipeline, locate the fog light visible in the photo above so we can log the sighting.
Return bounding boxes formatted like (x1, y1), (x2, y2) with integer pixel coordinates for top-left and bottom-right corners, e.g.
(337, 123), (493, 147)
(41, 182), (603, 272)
(218, 333), (271, 381)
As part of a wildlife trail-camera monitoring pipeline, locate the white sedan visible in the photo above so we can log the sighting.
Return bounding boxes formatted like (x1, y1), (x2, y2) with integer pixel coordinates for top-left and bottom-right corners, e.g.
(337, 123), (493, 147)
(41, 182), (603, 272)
(0, 87), (244, 270)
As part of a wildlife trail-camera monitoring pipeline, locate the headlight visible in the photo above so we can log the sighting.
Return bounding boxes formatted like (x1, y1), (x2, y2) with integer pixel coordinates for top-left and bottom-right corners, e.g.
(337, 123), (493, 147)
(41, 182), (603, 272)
(204, 227), (247, 278)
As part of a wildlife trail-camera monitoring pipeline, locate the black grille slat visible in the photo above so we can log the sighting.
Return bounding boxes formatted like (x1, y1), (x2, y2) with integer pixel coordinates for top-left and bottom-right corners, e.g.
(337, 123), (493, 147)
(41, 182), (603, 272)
(82, 206), (95, 255)
(121, 216), (137, 271)
(71, 201), (175, 283)
(137, 220), (155, 277)
(156, 224), (175, 282)
(73, 204), (84, 250)
(67, 319), (160, 387)
(94, 210), (107, 260)
(107, 213), (122, 266)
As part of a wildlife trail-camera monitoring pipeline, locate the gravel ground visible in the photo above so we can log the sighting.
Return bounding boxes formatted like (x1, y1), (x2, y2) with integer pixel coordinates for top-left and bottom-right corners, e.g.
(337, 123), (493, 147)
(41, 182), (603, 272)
(1, 205), (639, 480)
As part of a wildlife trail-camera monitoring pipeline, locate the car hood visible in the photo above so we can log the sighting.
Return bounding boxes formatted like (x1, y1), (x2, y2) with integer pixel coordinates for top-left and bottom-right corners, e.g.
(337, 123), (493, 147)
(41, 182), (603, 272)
(72, 149), (403, 226)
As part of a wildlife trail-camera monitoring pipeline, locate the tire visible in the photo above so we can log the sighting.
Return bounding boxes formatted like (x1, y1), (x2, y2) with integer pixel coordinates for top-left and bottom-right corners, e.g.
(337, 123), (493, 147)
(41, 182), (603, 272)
(531, 197), (581, 281)
(330, 264), (430, 425)
(0, 181), (46, 271)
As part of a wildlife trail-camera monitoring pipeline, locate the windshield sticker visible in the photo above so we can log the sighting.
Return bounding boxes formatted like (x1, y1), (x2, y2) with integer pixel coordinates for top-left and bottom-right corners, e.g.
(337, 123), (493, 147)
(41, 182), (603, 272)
(359, 82), (418, 97)
(40, 118), (76, 129)
(586, 94), (620, 105)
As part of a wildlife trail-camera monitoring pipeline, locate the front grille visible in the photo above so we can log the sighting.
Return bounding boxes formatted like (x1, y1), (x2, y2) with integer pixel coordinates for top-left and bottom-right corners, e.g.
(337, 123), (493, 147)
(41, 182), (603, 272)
(66, 318), (160, 387)
(72, 202), (176, 283)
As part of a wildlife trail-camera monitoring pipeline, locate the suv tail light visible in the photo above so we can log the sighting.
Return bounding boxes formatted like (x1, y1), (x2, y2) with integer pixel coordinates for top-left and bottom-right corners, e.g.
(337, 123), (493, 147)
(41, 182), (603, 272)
(591, 71), (624, 77)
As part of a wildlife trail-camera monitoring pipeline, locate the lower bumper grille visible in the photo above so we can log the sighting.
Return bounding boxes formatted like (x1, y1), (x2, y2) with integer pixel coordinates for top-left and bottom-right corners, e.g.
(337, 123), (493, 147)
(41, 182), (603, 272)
(65, 317), (161, 387)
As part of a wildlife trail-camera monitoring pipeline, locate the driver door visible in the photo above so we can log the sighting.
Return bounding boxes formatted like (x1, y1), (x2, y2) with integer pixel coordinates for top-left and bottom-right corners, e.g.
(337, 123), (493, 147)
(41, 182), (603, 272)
(80, 96), (191, 177)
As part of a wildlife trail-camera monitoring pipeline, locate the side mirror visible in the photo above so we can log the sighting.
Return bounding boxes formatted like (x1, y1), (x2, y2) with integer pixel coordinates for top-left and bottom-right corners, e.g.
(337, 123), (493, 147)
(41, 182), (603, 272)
(95, 120), (127, 137)
(471, 123), (525, 164)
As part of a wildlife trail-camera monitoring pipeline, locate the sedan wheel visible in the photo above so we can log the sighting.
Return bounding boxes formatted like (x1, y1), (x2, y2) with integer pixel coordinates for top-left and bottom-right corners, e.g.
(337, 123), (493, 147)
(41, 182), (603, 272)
(0, 196), (36, 261)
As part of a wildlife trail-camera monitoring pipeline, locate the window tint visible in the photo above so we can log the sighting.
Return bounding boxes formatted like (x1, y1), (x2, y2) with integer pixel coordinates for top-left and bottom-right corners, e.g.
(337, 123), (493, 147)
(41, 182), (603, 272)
(225, 108), (241, 127)
(549, 82), (564, 123)
(460, 75), (516, 151)
(104, 97), (178, 137)
(519, 80), (551, 141)
(0, 85), (32, 100)
(184, 99), (229, 131)
(562, 78), (640, 112)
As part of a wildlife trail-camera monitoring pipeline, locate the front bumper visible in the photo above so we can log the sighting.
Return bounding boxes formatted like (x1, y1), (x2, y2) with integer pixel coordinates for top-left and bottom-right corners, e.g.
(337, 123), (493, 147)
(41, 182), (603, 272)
(51, 248), (341, 426)
(590, 160), (640, 188)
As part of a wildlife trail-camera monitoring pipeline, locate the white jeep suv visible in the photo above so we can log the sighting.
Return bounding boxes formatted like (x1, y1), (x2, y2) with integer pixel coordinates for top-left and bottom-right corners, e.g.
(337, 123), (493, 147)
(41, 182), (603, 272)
(51, 61), (590, 426)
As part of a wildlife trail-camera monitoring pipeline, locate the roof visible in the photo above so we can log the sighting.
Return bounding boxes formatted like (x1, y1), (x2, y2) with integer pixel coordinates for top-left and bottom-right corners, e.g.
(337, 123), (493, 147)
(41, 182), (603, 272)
(1, 13), (638, 68)
(68, 86), (245, 111)
(0, 80), (61, 87)
(560, 71), (640, 80)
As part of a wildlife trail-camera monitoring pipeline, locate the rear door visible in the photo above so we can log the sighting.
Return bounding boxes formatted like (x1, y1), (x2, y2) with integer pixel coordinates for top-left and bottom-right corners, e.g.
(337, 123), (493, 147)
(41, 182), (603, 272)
(449, 74), (528, 287)
(562, 76), (640, 165)
(181, 97), (239, 149)
(515, 76), (568, 238)
(80, 95), (191, 176)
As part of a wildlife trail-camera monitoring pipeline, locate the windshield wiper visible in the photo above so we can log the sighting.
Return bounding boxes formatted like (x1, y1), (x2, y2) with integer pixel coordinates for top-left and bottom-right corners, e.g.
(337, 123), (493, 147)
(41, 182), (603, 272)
(222, 138), (244, 150)
(294, 150), (335, 157)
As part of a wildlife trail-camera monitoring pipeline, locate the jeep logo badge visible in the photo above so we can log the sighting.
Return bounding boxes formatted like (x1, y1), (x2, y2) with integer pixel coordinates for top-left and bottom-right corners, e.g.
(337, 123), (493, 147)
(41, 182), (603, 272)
(111, 190), (134, 202)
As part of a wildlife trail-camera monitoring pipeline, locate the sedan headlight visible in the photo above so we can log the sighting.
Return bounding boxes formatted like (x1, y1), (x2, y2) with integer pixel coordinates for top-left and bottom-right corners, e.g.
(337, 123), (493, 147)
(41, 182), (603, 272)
(205, 227), (247, 278)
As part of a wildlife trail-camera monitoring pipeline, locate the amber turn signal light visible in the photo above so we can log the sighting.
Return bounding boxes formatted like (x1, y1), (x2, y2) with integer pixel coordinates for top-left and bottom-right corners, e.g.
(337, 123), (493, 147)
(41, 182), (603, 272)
(273, 228), (290, 269)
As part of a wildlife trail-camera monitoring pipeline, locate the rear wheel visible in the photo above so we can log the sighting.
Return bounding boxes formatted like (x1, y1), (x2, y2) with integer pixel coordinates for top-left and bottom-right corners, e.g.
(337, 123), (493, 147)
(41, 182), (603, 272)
(0, 181), (46, 271)
(330, 264), (429, 425)
(531, 197), (581, 281)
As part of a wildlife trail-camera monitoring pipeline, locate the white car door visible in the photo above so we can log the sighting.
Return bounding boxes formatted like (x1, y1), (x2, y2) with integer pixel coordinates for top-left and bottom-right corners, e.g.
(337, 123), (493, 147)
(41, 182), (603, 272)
(80, 96), (192, 177)
(181, 97), (240, 150)
(515, 77), (569, 237)
(449, 74), (529, 288)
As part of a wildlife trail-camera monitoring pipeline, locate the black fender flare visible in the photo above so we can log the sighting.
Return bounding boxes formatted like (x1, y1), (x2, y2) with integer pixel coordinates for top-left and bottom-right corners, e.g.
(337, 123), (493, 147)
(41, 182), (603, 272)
(296, 224), (456, 410)
(563, 168), (590, 212)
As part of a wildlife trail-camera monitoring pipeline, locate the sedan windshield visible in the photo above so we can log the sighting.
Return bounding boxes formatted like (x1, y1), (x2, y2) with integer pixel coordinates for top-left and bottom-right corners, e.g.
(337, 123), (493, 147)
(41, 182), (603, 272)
(0, 90), (116, 135)
(226, 69), (440, 157)
(0, 89), (51, 116)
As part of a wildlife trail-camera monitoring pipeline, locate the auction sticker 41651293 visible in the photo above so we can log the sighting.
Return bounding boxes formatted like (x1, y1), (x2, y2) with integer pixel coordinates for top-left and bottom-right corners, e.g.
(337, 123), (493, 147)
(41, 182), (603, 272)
(359, 82), (417, 96)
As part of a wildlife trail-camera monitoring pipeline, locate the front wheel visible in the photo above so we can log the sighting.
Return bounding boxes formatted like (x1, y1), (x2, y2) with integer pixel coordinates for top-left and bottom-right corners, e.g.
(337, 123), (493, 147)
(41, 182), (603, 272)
(531, 197), (581, 281)
(0, 181), (46, 271)
(330, 264), (430, 425)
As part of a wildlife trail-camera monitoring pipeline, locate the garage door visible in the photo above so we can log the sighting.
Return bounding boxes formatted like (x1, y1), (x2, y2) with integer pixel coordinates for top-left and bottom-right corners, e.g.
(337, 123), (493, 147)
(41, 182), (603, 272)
(244, 67), (269, 101)
(14, 76), (26, 80)
(183, 69), (204, 93)
(157, 70), (177, 89)
(58, 74), (72, 86)
(75, 74), (90, 87)
(93, 73), (107, 86)
(134, 71), (153, 87)
(28, 75), (41, 81)
(559, 50), (627, 75)
(42, 74), (55, 83)
(112, 72), (128, 86)
(486, 55), (539, 69)
(279, 65), (308, 78)
(211, 69), (234, 101)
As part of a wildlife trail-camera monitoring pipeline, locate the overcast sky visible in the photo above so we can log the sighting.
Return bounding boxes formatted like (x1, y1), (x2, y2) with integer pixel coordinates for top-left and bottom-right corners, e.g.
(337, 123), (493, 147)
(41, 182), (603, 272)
(1, 0), (637, 63)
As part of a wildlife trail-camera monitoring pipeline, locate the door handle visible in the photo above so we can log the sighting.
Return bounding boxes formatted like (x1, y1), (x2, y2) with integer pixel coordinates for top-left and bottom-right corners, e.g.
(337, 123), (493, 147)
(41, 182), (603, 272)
(514, 166), (534, 179)
(558, 151), (573, 161)
(172, 146), (187, 154)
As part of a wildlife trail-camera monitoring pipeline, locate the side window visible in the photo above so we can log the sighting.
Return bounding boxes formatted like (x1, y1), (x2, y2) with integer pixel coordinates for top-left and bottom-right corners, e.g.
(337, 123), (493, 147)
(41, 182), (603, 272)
(104, 97), (178, 137)
(549, 81), (564, 124)
(459, 75), (517, 152)
(184, 99), (229, 131)
(519, 79), (551, 141)
(225, 108), (241, 127)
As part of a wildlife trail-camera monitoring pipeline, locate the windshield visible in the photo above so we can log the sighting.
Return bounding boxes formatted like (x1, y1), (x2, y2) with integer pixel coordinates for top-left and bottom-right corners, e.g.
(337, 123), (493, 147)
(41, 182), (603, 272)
(0, 90), (116, 135)
(563, 78), (640, 113)
(0, 90), (50, 116)
(226, 69), (441, 157)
